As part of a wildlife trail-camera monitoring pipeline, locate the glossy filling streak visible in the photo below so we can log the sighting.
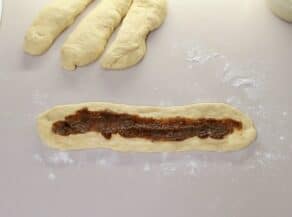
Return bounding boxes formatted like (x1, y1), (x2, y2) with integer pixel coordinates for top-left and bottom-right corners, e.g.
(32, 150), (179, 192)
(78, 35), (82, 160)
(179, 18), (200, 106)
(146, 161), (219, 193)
(52, 108), (243, 141)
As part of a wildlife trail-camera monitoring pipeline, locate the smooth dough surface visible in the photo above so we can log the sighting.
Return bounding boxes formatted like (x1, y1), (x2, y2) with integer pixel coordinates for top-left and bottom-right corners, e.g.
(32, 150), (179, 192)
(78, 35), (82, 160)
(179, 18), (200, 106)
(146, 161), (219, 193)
(101, 0), (167, 69)
(61, 0), (132, 70)
(267, 0), (292, 22)
(37, 102), (257, 152)
(24, 0), (93, 55)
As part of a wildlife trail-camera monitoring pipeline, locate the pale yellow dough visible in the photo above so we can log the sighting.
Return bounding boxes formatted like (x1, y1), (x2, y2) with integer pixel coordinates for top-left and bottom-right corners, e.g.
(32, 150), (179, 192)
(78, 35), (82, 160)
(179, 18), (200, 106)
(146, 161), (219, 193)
(61, 0), (132, 70)
(24, 0), (93, 55)
(37, 102), (256, 152)
(267, 0), (292, 22)
(101, 0), (167, 69)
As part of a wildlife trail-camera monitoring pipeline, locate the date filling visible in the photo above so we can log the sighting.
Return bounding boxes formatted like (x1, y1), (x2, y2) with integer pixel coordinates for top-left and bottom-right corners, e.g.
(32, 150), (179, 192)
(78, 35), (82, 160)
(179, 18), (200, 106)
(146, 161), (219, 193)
(52, 108), (242, 141)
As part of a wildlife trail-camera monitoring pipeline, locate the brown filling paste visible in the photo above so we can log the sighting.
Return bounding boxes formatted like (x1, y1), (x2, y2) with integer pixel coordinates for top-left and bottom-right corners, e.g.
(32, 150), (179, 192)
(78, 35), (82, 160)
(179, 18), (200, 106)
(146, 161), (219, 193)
(52, 108), (243, 141)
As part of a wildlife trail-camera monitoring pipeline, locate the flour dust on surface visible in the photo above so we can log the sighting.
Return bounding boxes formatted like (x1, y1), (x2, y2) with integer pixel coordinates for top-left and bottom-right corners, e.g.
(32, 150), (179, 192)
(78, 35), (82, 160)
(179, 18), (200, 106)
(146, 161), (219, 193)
(32, 39), (291, 180)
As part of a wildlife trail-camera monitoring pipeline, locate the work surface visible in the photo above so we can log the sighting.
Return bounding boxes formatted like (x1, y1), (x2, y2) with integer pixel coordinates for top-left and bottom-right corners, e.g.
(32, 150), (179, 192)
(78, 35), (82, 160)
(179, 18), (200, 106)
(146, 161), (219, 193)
(0, 0), (292, 216)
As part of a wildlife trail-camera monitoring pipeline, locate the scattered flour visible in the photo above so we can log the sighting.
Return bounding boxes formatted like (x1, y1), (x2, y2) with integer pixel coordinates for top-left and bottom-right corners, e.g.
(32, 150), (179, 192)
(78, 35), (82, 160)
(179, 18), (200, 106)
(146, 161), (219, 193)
(185, 42), (267, 102)
(159, 100), (173, 107)
(254, 105), (268, 119)
(185, 160), (199, 176)
(160, 162), (177, 176)
(33, 153), (43, 162)
(225, 96), (242, 106)
(161, 152), (168, 162)
(186, 46), (221, 65)
(97, 158), (107, 166)
(32, 89), (48, 106)
(184, 42), (268, 102)
(185, 159), (209, 176)
(48, 152), (74, 165)
(245, 151), (288, 170)
(143, 163), (151, 172)
(247, 104), (268, 119)
(282, 111), (288, 117)
(48, 172), (56, 181)
(223, 63), (231, 73)
(231, 78), (257, 88)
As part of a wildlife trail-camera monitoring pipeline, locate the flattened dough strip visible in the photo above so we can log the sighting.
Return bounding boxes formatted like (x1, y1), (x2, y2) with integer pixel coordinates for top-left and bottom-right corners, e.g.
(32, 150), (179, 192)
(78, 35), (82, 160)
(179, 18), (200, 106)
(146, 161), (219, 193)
(101, 0), (167, 69)
(24, 0), (93, 55)
(61, 0), (132, 70)
(37, 102), (257, 152)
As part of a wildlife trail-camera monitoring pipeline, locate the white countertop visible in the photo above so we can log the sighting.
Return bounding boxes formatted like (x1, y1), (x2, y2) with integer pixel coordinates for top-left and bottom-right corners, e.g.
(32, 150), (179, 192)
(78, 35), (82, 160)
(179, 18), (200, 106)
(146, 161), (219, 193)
(0, 0), (292, 216)
(0, 0), (2, 23)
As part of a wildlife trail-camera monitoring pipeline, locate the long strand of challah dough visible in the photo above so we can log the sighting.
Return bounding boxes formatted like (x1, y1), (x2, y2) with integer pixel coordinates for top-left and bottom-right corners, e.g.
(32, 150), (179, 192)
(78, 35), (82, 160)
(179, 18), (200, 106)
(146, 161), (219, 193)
(37, 102), (256, 152)
(24, 0), (93, 55)
(101, 0), (167, 70)
(61, 0), (132, 70)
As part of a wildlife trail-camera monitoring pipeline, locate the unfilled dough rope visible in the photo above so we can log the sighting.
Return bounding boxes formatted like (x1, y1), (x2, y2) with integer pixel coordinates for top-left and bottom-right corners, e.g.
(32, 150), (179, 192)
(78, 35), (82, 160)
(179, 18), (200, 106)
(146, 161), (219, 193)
(101, 0), (167, 69)
(267, 0), (292, 22)
(61, 0), (133, 70)
(24, 0), (93, 55)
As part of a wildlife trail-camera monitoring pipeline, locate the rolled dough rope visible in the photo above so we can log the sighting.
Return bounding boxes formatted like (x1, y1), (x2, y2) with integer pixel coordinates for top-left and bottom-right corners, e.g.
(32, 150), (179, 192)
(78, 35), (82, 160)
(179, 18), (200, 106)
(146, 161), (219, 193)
(61, 0), (132, 71)
(37, 102), (257, 152)
(267, 0), (292, 22)
(24, 0), (93, 55)
(100, 0), (167, 69)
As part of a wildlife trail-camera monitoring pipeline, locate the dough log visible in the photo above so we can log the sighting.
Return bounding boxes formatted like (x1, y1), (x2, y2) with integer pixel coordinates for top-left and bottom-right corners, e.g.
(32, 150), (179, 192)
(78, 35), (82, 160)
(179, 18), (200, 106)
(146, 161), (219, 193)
(61, 0), (132, 70)
(101, 0), (167, 69)
(37, 102), (257, 152)
(24, 0), (93, 55)
(267, 0), (292, 22)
